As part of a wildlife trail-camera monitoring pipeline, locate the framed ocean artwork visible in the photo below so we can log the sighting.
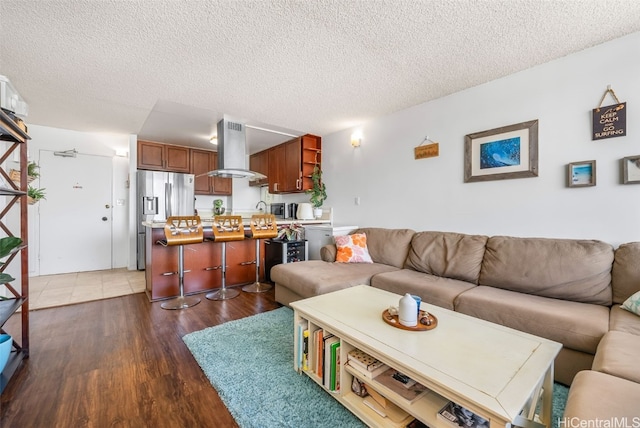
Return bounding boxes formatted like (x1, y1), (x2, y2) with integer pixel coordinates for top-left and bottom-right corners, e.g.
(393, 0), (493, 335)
(622, 155), (640, 184)
(464, 120), (538, 183)
(568, 160), (596, 187)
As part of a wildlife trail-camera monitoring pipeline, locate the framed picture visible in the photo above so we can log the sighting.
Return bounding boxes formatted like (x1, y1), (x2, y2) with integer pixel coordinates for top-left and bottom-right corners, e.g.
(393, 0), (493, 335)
(464, 120), (538, 183)
(568, 160), (596, 187)
(622, 155), (640, 184)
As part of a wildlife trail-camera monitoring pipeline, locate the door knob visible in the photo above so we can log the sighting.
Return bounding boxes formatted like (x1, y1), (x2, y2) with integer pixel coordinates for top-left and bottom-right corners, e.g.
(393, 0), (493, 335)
(102, 217), (108, 221)
(105, 204), (111, 208)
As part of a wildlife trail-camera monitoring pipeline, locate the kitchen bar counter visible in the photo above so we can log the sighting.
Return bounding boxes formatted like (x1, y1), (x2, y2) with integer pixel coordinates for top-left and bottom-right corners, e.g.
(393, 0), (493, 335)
(141, 218), (330, 229)
(142, 217), (330, 301)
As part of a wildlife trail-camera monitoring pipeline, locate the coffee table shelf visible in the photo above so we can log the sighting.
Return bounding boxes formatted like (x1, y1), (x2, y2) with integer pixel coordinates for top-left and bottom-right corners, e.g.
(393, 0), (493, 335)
(291, 285), (561, 428)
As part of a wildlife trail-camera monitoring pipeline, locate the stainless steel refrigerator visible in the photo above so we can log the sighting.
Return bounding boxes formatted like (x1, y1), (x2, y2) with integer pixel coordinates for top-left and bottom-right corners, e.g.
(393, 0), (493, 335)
(136, 170), (195, 269)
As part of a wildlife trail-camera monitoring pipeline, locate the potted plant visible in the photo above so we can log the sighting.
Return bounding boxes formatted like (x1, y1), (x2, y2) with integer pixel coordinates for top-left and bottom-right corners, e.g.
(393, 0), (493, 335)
(0, 236), (23, 284)
(27, 185), (46, 205)
(9, 161), (39, 185)
(0, 236), (22, 372)
(305, 165), (327, 219)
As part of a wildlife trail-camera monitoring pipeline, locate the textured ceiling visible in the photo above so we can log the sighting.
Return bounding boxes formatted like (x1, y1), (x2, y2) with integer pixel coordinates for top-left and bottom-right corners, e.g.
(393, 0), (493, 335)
(1, 0), (640, 153)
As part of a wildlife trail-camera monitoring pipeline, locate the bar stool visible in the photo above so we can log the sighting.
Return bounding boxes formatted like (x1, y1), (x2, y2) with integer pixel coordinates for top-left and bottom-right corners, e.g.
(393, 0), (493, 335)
(206, 216), (245, 301)
(156, 216), (203, 310)
(243, 214), (278, 293)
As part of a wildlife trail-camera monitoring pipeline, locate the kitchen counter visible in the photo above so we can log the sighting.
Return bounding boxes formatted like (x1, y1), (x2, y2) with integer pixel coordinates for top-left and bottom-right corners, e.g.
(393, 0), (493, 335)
(142, 218), (330, 228)
(142, 217), (330, 301)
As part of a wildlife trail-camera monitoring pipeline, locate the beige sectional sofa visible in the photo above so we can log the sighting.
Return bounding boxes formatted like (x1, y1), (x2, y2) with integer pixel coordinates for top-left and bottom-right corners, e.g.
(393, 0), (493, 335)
(270, 228), (640, 419)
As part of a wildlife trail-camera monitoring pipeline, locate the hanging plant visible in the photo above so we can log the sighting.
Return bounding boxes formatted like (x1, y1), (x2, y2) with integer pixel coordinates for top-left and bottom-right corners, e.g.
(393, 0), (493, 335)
(305, 165), (327, 208)
(27, 185), (46, 205)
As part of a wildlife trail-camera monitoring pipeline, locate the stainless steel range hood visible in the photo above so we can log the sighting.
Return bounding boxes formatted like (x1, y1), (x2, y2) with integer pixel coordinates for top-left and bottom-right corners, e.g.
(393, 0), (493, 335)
(204, 116), (266, 181)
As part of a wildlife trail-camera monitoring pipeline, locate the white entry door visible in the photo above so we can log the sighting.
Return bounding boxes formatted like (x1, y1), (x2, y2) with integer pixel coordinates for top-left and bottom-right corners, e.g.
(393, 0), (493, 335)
(38, 150), (113, 275)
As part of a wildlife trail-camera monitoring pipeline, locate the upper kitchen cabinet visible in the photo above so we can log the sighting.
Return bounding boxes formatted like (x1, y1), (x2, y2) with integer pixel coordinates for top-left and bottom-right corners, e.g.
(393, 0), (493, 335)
(300, 134), (321, 191)
(266, 134), (321, 193)
(267, 143), (285, 193)
(211, 152), (232, 195)
(190, 149), (231, 195)
(137, 140), (190, 173)
(249, 150), (269, 187)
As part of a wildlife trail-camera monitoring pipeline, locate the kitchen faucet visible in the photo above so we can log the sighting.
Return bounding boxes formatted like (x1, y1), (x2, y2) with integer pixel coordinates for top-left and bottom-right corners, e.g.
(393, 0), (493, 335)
(256, 200), (267, 212)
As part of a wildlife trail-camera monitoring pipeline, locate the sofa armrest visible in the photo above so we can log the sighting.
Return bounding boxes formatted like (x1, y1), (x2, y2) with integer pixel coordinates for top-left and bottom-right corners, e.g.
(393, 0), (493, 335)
(320, 244), (337, 262)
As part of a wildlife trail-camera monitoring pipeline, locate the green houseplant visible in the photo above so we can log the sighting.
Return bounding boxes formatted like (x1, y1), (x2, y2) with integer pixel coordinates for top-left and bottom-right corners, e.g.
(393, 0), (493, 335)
(0, 236), (23, 284)
(305, 165), (327, 218)
(27, 185), (46, 205)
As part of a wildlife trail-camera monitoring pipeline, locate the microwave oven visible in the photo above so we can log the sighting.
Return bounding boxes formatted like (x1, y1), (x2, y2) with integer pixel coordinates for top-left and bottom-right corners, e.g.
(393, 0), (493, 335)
(270, 203), (285, 219)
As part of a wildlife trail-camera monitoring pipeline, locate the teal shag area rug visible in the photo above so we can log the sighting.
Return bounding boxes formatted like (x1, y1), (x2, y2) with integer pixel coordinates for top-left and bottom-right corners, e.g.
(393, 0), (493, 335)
(183, 306), (568, 428)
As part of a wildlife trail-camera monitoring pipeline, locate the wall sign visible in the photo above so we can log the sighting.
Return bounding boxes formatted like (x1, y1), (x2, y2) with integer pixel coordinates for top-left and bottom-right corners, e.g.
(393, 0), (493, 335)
(592, 86), (626, 140)
(414, 137), (439, 160)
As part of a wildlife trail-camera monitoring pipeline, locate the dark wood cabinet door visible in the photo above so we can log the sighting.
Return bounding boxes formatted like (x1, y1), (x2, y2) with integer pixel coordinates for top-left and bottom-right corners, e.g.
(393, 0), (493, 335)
(165, 145), (190, 172)
(268, 145), (285, 193)
(283, 137), (302, 192)
(138, 140), (165, 171)
(225, 240), (257, 285)
(249, 151), (269, 187)
(211, 153), (232, 195)
(191, 149), (213, 194)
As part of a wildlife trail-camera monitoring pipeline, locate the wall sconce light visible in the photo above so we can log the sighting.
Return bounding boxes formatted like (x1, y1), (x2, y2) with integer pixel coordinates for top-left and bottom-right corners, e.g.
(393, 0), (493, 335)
(351, 131), (362, 148)
(210, 136), (218, 145)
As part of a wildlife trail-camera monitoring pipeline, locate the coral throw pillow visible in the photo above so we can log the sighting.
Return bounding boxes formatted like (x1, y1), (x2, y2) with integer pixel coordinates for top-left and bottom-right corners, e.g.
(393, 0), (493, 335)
(335, 233), (373, 263)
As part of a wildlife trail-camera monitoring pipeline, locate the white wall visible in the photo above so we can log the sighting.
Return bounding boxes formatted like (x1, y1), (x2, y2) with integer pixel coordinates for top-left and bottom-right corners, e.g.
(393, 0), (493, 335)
(322, 32), (640, 247)
(25, 125), (132, 275)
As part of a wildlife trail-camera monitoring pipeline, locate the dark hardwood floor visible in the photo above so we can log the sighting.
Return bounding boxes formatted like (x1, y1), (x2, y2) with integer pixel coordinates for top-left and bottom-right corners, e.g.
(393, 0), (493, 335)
(0, 286), (282, 427)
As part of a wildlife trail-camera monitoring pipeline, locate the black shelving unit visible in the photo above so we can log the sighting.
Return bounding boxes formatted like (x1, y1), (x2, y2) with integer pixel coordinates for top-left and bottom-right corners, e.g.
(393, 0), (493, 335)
(0, 108), (30, 394)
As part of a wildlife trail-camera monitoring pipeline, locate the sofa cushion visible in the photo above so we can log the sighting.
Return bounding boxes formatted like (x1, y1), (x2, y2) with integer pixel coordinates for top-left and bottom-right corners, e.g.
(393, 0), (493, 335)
(350, 228), (415, 268)
(610, 305), (640, 336)
(371, 269), (476, 311)
(479, 236), (614, 305)
(270, 260), (399, 300)
(563, 370), (640, 419)
(405, 231), (487, 284)
(612, 242), (640, 304)
(455, 286), (609, 354)
(592, 331), (640, 383)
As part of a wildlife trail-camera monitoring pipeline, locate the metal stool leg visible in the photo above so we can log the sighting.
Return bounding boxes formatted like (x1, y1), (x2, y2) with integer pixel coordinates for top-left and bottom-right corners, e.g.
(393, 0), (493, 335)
(242, 238), (272, 293)
(206, 241), (239, 300)
(161, 244), (201, 310)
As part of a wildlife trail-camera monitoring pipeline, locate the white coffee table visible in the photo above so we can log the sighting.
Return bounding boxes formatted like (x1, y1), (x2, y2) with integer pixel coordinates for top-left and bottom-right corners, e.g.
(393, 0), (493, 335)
(291, 285), (562, 428)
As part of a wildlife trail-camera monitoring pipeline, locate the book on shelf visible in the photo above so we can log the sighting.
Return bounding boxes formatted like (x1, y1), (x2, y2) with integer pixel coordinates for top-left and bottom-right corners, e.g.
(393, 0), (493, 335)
(373, 369), (428, 403)
(437, 400), (489, 428)
(323, 335), (339, 388)
(313, 329), (324, 378)
(329, 340), (340, 391)
(346, 349), (389, 379)
(296, 319), (308, 371)
(361, 395), (414, 427)
(302, 329), (310, 371)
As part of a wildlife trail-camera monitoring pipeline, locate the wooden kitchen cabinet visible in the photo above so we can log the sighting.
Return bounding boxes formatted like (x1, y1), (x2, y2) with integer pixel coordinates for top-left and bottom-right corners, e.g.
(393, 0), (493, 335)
(283, 137), (302, 192)
(249, 150), (269, 187)
(268, 144), (285, 193)
(145, 228), (264, 301)
(190, 149), (232, 195)
(264, 134), (321, 193)
(211, 152), (232, 195)
(137, 140), (191, 173)
(191, 149), (212, 194)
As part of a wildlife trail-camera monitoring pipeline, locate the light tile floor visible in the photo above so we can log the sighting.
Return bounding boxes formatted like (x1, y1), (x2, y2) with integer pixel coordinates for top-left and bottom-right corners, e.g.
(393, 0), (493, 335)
(28, 268), (146, 310)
